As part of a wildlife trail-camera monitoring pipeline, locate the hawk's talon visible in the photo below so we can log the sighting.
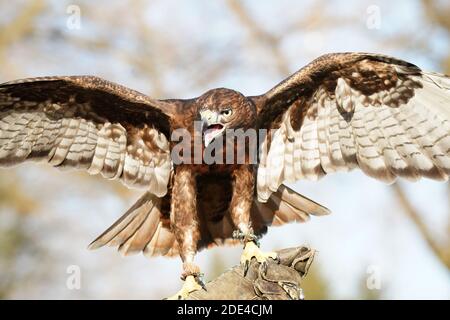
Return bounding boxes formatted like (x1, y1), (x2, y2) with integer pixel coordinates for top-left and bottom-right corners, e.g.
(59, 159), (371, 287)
(259, 260), (268, 275)
(240, 241), (278, 276)
(273, 255), (281, 264)
(233, 230), (260, 246)
(165, 275), (204, 300)
(242, 260), (250, 277)
(198, 275), (207, 291)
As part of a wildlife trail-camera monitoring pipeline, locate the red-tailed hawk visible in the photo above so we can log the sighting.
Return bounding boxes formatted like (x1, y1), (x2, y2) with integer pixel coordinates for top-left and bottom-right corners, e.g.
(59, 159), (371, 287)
(1, 53), (449, 298)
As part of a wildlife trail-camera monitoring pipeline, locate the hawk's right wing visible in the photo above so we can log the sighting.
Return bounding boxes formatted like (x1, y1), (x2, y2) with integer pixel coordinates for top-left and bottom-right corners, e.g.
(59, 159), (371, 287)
(0, 76), (179, 197)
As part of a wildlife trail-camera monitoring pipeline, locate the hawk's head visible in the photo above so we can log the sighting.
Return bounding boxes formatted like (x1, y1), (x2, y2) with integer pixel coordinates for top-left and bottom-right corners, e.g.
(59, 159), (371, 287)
(197, 88), (256, 147)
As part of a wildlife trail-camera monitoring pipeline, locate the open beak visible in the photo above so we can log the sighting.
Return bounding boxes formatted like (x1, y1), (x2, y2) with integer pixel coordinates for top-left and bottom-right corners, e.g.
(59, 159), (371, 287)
(200, 110), (225, 147)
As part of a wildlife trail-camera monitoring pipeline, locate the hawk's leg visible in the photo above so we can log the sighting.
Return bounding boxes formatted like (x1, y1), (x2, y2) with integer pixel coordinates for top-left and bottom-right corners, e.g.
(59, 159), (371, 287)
(230, 165), (277, 274)
(166, 166), (205, 300)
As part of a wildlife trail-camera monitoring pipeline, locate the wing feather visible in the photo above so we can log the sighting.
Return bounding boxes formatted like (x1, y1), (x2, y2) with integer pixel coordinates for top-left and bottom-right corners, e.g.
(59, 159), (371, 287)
(0, 76), (178, 197)
(300, 113), (323, 179)
(253, 53), (450, 200)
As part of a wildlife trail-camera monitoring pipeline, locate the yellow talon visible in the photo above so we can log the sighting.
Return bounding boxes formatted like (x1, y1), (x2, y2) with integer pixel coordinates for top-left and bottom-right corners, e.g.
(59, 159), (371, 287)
(166, 275), (203, 300)
(240, 241), (278, 265)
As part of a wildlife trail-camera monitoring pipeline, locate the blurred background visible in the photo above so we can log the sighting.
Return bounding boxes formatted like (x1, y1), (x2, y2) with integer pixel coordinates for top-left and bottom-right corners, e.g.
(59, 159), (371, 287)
(0, 0), (449, 299)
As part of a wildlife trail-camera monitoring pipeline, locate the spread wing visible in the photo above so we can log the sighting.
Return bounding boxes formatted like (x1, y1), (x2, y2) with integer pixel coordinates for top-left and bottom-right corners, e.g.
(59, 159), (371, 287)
(0, 76), (179, 197)
(252, 53), (450, 202)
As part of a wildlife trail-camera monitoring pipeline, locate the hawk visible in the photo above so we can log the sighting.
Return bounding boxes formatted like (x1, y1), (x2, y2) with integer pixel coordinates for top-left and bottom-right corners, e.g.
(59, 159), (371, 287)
(1, 53), (449, 299)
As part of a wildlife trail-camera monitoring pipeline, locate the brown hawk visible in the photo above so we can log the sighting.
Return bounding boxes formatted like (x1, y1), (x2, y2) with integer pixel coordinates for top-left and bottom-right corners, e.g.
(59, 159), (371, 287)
(1, 53), (449, 298)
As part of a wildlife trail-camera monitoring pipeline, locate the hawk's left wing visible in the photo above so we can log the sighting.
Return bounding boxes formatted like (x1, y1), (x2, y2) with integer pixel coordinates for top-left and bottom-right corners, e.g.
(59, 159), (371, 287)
(251, 53), (450, 202)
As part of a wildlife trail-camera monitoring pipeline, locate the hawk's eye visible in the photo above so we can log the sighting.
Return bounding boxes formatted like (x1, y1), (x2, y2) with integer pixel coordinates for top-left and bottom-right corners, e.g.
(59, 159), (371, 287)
(221, 109), (232, 117)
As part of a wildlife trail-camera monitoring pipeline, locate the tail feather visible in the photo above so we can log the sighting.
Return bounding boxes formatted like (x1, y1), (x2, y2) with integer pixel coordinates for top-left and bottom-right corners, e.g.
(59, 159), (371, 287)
(107, 209), (150, 248)
(88, 192), (154, 250)
(252, 184), (331, 231)
(88, 192), (178, 257)
(143, 221), (177, 257)
(89, 184), (330, 259)
(117, 204), (161, 255)
(277, 184), (331, 216)
(269, 194), (310, 225)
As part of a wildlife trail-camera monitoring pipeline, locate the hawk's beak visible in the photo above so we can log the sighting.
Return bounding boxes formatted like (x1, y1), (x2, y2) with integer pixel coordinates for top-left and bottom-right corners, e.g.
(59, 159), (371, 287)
(200, 110), (225, 147)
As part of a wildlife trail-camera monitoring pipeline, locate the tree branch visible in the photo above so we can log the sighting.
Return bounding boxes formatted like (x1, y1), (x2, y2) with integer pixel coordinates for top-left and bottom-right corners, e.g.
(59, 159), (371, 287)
(226, 0), (290, 76)
(392, 183), (450, 269)
(187, 246), (315, 300)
